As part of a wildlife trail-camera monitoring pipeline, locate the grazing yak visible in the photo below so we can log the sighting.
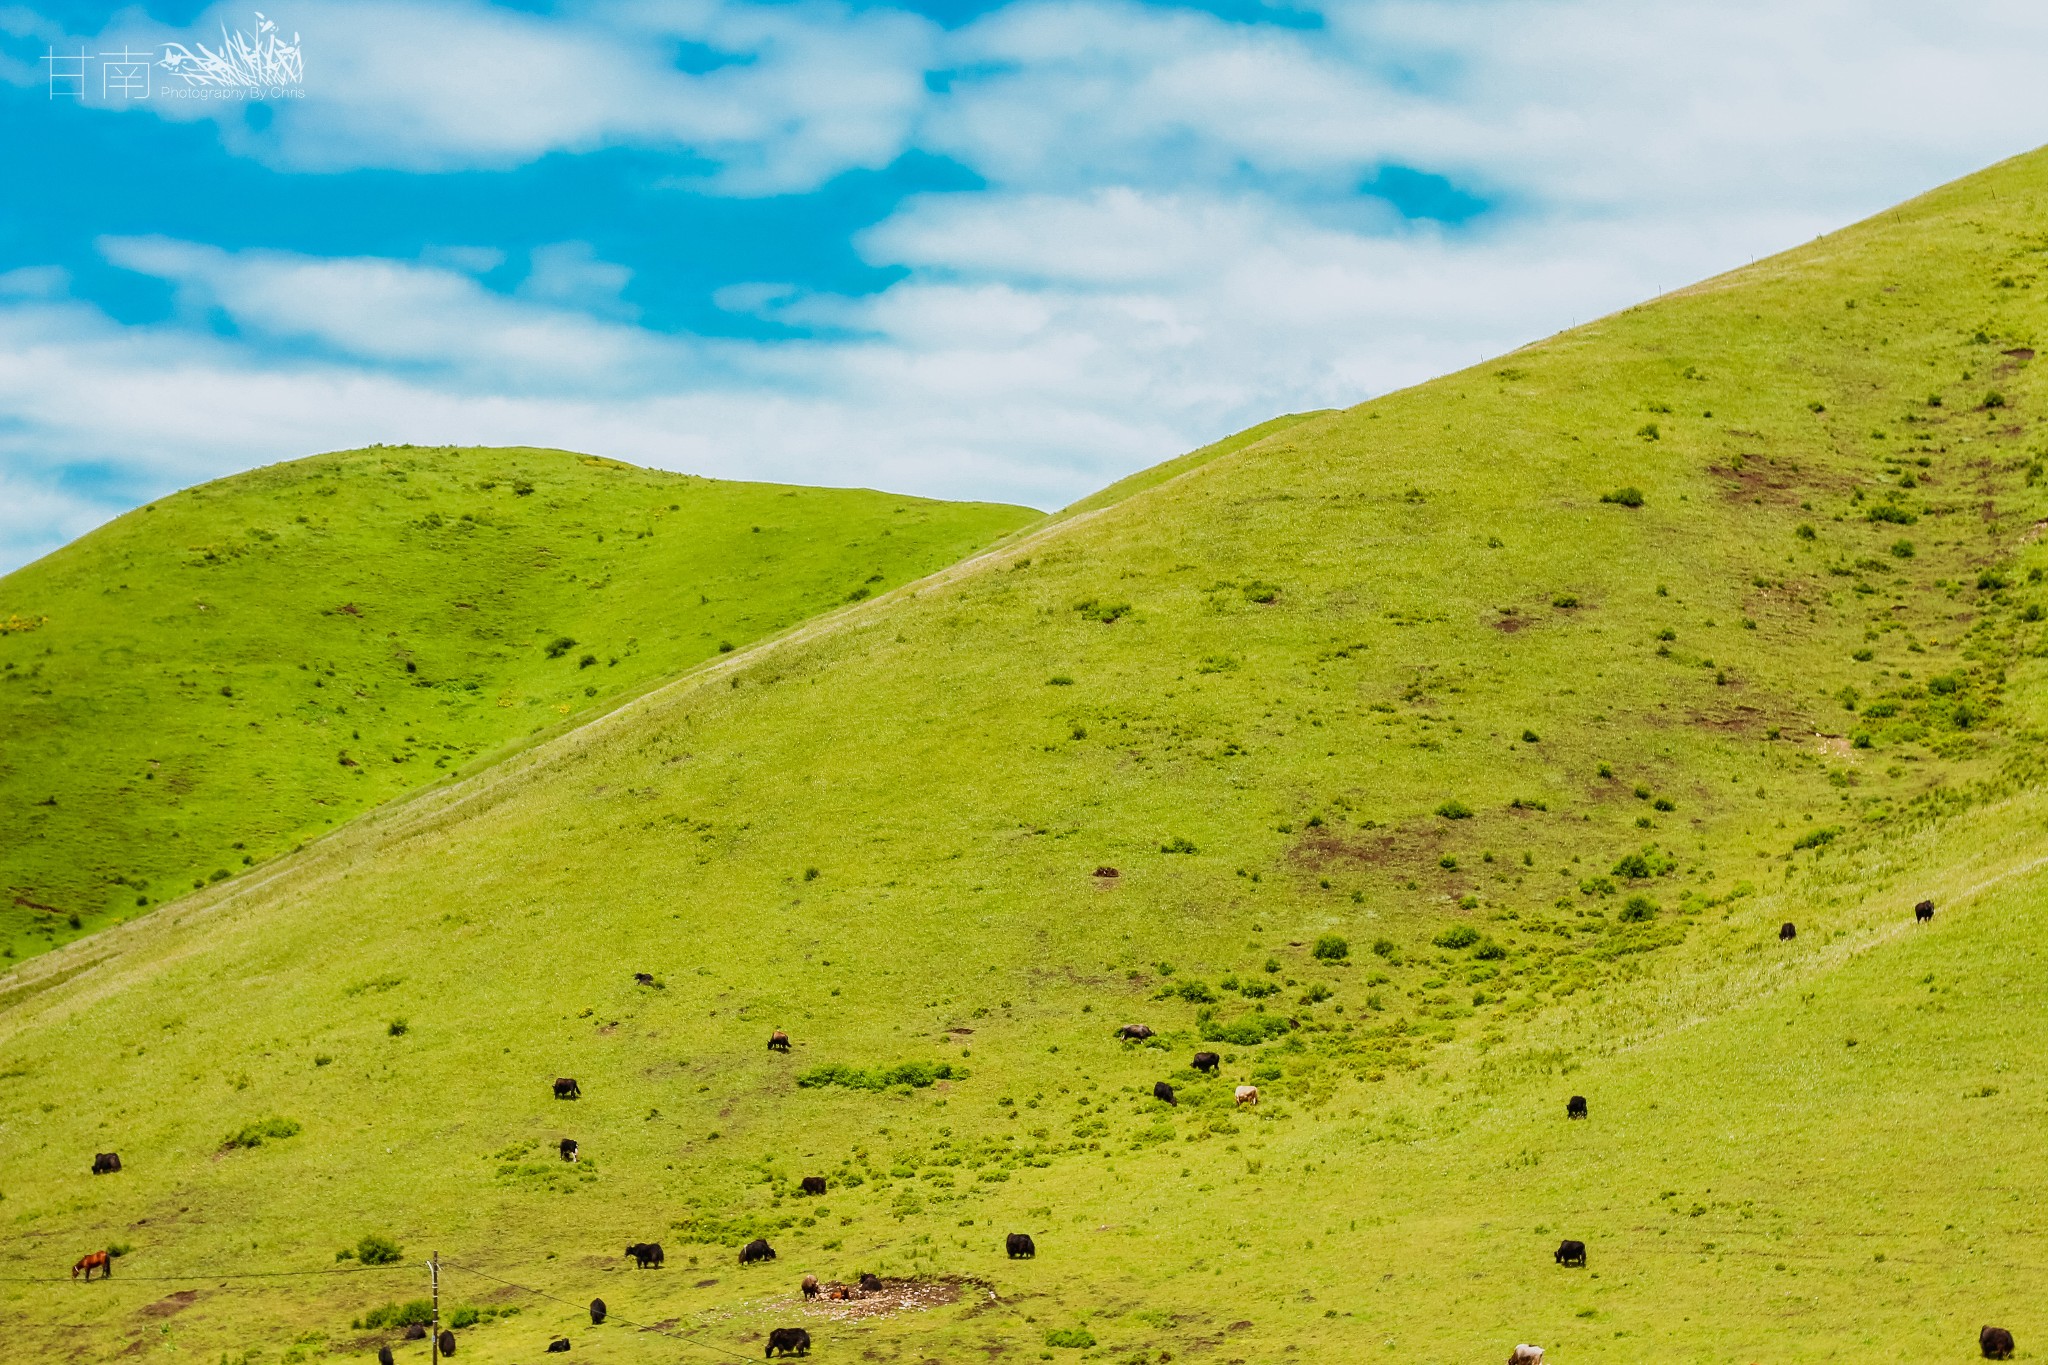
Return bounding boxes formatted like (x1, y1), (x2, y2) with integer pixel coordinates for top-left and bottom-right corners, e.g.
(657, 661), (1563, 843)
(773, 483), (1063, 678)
(553, 1077), (580, 1099)
(589, 1298), (606, 1325)
(1780, 922), (1797, 941)
(560, 1138), (579, 1162)
(858, 1272), (884, 1294)
(91, 1152), (121, 1175)
(1153, 1081), (1177, 1106)
(626, 1242), (665, 1269)
(1116, 1024), (1154, 1041)
(546, 1338), (571, 1353)
(403, 1324), (428, 1340)
(72, 1250), (110, 1281)
(634, 972), (655, 986)
(1508, 1347), (1545, 1365)
(1192, 1051), (1220, 1073)
(800, 1175), (827, 1195)
(1093, 866), (1119, 879)
(1235, 1085), (1259, 1107)
(768, 1029), (793, 1052)
(1567, 1095), (1587, 1120)
(378, 1348), (396, 1365)
(1554, 1239), (1587, 1267)
(1982, 1325), (2015, 1359)
(741, 1238), (777, 1265)
(1006, 1233), (1036, 1259)
(766, 1327), (813, 1357)
(438, 1329), (457, 1356)
(801, 1274), (820, 1300)
(1916, 899), (1936, 923)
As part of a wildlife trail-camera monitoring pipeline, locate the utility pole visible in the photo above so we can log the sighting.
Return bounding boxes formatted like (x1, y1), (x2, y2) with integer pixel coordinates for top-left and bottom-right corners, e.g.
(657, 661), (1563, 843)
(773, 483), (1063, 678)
(430, 1252), (440, 1360)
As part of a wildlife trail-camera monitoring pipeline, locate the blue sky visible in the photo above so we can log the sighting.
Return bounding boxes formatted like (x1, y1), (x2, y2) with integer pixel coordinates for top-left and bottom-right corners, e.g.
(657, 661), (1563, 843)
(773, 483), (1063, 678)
(1, 0), (2046, 571)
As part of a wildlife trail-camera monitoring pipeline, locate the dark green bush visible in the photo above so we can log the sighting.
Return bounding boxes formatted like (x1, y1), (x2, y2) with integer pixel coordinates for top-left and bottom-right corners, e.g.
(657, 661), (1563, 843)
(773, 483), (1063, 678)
(356, 1233), (403, 1265)
(1073, 599), (1130, 624)
(362, 1299), (435, 1330)
(1299, 983), (1332, 1005)
(1552, 594), (1579, 608)
(1792, 826), (1841, 851)
(1436, 799), (1473, 820)
(1978, 570), (2011, 591)
(1612, 853), (1652, 879)
(1045, 1328), (1096, 1349)
(544, 636), (576, 659)
(1238, 979), (1279, 999)
(1371, 937), (1396, 958)
(223, 1117), (302, 1150)
(1471, 938), (1507, 960)
(1166, 979), (1217, 1004)
(1241, 581), (1281, 604)
(1311, 934), (1349, 961)
(1600, 487), (1645, 507)
(1866, 503), (1916, 525)
(1618, 895), (1658, 923)
(1199, 1013), (1292, 1045)
(1795, 523), (1817, 540)
(1160, 836), (1198, 854)
(797, 1061), (966, 1091)
(1651, 797), (1675, 812)
(1433, 924), (1480, 949)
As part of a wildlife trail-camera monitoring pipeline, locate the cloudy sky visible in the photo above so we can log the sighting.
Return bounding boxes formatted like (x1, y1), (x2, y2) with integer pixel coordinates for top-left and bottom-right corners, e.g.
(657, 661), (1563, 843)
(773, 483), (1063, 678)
(1, 1), (2045, 571)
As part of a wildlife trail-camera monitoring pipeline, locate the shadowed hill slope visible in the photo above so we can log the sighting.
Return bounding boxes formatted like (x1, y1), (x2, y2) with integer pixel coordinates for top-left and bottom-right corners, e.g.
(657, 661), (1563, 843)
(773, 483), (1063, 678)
(0, 446), (1037, 962)
(7, 151), (2048, 1362)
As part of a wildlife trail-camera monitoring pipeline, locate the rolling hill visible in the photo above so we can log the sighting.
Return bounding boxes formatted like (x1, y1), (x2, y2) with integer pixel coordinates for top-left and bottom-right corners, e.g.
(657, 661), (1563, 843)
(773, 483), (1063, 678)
(0, 446), (1037, 963)
(6, 148), (2048, 1364)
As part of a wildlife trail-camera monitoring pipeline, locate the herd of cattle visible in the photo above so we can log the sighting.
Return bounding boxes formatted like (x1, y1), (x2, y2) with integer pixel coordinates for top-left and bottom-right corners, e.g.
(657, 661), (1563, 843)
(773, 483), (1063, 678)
(64, 898), (2017, 1360)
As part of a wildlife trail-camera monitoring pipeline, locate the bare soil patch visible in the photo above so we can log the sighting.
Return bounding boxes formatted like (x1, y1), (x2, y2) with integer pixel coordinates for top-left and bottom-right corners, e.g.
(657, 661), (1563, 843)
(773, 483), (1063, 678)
(797, 1275), (990, 1322)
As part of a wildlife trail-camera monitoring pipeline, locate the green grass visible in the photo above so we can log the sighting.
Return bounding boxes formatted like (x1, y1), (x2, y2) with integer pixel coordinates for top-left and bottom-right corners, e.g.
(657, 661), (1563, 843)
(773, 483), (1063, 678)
(7, 149), (2048, 1363)
(0, 445), (1036, 962)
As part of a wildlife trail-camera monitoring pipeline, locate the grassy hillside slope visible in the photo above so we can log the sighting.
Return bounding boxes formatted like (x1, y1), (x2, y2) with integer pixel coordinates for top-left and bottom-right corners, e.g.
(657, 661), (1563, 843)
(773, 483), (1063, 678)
(0, 447), (1036, 962)
(7, 149), (2048, 1364)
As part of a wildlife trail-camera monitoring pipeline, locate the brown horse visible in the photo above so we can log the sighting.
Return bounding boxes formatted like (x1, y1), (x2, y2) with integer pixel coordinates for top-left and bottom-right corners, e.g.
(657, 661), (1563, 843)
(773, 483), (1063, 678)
(73, 1251), (111, 1281)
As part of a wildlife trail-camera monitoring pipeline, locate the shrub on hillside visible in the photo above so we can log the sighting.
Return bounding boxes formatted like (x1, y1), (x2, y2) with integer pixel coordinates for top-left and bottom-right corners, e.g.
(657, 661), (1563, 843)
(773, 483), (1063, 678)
(356, 1234), (403, 1265)
(1299, 983), (1333, 1005)
(1238, 979), (1279, 999)
(1199, 1013), (1293, 1046)
(1045, 1328), (1096, 1349)
(1472, 938), (1507, 960)
(1163, 979), (1217, 1004)
(1311, 934), (1349, 961)
(1160, 836), (1197, 854)
(1433, 924), (1480, 950)
(1371, 937), (1397, 958)
(1618, 895), (1659, 923)
(1073, 599), (1131, 624)
(1600, 487), (1645, 507)
(223, 1116), (302, 1150)
(360, 1300), (435, 1330)
(544, 636), (576, 659)
(1436, 799), (1473, 820)
(1866, 503), (1917, 525)
(797, 1061), (966, 1091)
(1612, 852), (1652, 879)
(1792, 826), (1842, 851)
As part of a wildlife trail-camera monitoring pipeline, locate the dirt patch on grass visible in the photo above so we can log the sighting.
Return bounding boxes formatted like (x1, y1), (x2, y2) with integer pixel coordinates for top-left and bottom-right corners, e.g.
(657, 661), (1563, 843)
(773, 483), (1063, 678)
(137, 1289), (199, 1319)
(1492, 614), (1529, 633)
(798, 1275), (990, 1322)
(1287, 823), (1440, 871)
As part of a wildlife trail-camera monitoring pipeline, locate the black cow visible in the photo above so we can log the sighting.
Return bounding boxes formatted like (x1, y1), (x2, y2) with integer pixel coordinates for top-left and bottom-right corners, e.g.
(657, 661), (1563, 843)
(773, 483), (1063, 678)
(1780, 922), (1797, 941)
(740, 1237), (777, 1265)
(553, 1076), (580, 1099)
(1192, 1051), (1220, 1073)
(589, 1298), (606, 1325)
(378, 1348), (396, 1365)
(1916, 899), (1936, 923)
(1555, 1239), (1587, 1267)
(858, 1272), (883, 1293)
(1153, 1081), (1177, 1106)
(1982, 1325), (2015, 1359)
(546, 1338), (571, 1353)
(768, 1030), (792, 1052)
(91, 1152), (121, 1175)
(1006, 1232), (1036, 1259)
(799, 1175), (826, 1195)
(1117, 1024), (1154, 1041)
(560, 1138), (579, 1162)
(766, 1327), (812, 1358)
(626, 1242), (665, 1269)
(1566, 1095), (1587, 1120)
(438, 1329), (457, 1356)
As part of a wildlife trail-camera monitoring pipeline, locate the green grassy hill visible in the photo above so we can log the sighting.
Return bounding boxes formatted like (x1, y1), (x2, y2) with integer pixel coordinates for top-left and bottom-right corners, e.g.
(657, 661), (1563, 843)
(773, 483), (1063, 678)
(7, 150), (2048, 1364)
(0, 446), (1037, 963)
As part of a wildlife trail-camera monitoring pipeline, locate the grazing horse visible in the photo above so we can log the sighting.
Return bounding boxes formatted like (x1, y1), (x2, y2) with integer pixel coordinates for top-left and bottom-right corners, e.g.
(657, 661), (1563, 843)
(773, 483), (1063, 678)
(1006, 1233), (1036, 1259)
(1235, 1085), (1259, 1106)
(91, 1152), (121, 1175)
(73, 1250), (111, 1280)
(740, 1238), (777, 1264)
(766, 1327), (812, 1357)
(768, 1030), (792, 1052)
(801, 1274), (819, 1299)
(1192, 1051), (1220, 1073)
(553, 1076), (580, 1099)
